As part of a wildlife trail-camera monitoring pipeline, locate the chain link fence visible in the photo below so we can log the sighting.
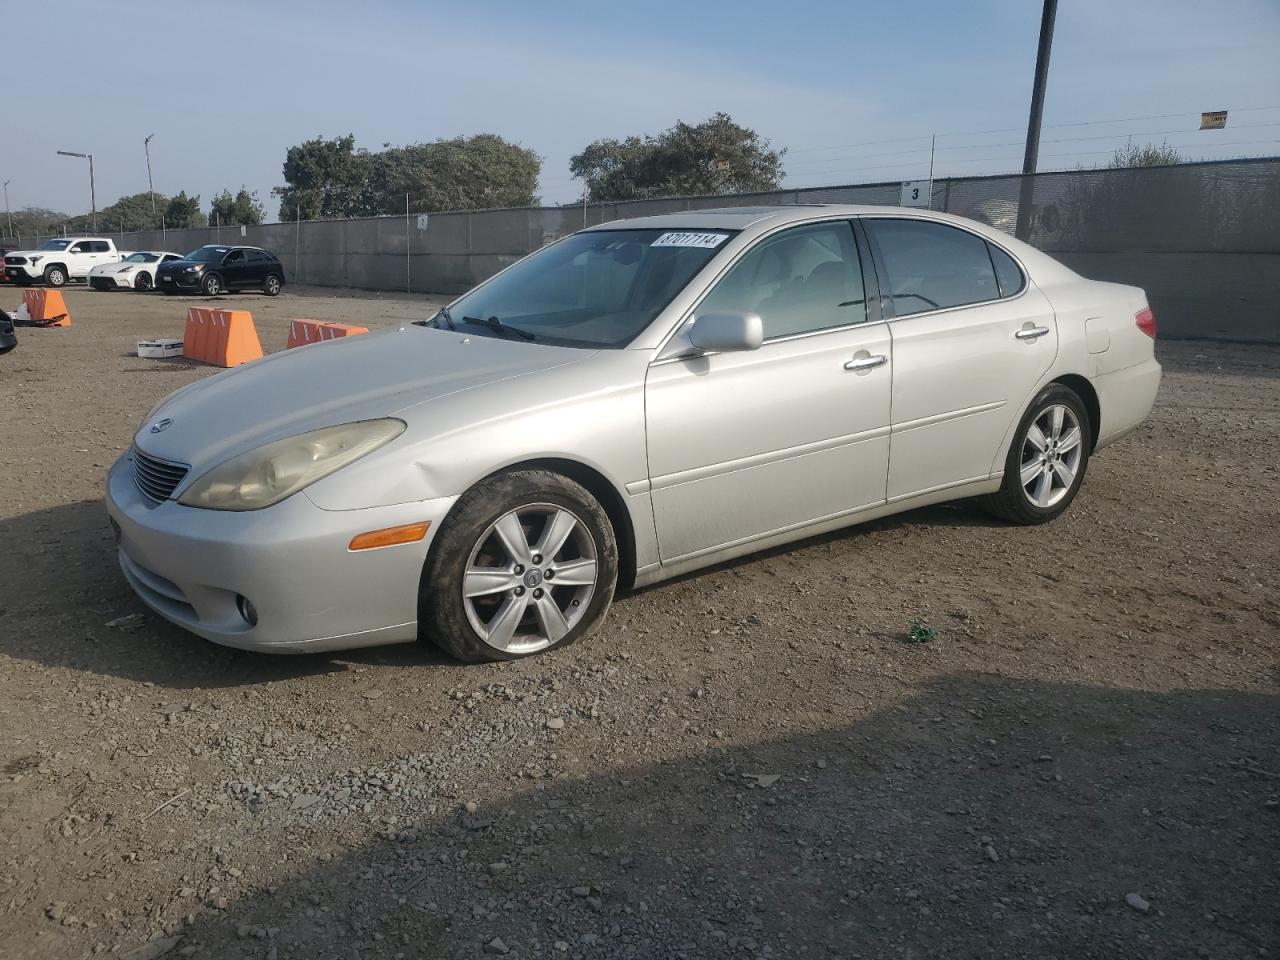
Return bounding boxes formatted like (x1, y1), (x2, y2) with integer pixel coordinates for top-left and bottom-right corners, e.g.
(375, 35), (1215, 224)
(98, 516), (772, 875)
(10, 158), (1279, 340)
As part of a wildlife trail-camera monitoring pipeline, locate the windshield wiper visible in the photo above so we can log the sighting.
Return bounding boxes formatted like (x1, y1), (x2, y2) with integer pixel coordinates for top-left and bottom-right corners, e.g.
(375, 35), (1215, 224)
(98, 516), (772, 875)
(462, 315), (536, 341)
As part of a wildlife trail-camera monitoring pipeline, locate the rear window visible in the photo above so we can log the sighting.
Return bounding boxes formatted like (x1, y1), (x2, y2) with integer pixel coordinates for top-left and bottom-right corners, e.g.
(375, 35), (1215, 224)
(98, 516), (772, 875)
(988, 243), (1025, 298)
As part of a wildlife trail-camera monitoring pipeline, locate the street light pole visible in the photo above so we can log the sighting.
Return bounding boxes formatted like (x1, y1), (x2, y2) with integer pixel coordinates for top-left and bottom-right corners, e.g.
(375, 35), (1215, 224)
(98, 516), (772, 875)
(56, 150), (97, 232)
(3, 180), (12, 240)
(144, 134), (157, 225)
(1015, 0), (1058, 241)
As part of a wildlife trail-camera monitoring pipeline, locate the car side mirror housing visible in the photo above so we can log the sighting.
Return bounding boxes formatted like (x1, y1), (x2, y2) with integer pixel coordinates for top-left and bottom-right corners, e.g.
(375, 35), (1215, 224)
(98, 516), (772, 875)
(689, 311), (763, 353)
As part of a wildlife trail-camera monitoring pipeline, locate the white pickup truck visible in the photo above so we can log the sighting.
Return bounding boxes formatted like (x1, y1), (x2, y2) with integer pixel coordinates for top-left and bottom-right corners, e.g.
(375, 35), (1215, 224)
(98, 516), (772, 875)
(3, 237), (126, 287)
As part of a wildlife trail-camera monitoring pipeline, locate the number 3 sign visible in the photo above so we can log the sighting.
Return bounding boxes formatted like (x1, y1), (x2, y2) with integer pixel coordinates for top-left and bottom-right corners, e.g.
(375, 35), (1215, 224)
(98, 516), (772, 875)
(899, 180), (931, 209)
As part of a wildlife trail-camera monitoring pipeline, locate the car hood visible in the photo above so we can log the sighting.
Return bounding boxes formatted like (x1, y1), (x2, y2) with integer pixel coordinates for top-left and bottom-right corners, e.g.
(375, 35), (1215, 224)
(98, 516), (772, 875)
(91, 262), (136, 275)
(134, 325), (592, 472)
(157, 259), (205, 271)
(5, 249), (51, 259)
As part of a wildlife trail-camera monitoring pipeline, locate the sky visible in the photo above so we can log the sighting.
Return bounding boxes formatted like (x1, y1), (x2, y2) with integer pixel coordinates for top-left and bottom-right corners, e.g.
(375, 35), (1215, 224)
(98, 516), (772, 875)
(3, 0), (1279, 223)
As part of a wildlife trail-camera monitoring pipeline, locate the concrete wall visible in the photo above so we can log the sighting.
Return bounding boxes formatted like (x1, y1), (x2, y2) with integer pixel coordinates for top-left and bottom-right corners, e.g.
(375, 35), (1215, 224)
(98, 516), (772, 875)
(45, 158), (1280, 342)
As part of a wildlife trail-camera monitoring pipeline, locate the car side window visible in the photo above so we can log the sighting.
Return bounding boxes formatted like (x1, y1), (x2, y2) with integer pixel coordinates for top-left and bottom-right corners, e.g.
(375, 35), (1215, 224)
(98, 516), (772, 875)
(696, 221), (867, 339)
(70, 241), (89, 253)
(988, 242), (1025, 298)
(247, 250), (268, 262)
(91, 241), (111, 253)
(223, 250), (245, 264)
(867, 219), (1001, 317)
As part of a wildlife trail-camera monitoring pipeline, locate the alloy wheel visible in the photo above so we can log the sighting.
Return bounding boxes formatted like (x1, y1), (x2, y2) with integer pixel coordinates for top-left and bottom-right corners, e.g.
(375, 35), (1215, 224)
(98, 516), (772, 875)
(1019, 403), (1083, 508)
(461, 503), (598, 655)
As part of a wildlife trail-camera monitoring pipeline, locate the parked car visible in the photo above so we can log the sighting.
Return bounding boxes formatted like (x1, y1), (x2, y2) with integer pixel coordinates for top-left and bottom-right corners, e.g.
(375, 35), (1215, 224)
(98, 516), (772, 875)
(156, 245), (285, 296)
(107, 205), (1161, 662)
(89, 251), (184, 292)
(4, 237), (124, 286)
(0, 309), (16, 354)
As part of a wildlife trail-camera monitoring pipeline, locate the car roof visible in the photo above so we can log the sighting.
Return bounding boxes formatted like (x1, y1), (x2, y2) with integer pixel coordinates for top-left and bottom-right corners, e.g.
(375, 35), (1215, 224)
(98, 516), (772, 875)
(580, 203), (980, 232)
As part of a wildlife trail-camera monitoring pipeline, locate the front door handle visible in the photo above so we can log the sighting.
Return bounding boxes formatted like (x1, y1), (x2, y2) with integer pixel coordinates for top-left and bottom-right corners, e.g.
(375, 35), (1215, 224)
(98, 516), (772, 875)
(1015, 325), (1051, 341)
(844, 354), (888, 371)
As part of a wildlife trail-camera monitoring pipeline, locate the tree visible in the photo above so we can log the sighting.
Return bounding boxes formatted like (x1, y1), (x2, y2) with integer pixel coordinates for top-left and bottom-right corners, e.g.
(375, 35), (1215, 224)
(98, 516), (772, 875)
(273, 135), (369, 220)
(210, 188), (265, 226)
(272, 133), (541, 219)
(1108, 140), (1185, 169)
(570, 113), (785, 202)
(164, 192), (206, 229)
(4, 206), (71, 241)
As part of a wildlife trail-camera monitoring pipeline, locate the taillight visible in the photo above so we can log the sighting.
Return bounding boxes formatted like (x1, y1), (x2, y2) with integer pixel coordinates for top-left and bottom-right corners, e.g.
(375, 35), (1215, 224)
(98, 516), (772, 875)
(1135, 306), (1156, 339)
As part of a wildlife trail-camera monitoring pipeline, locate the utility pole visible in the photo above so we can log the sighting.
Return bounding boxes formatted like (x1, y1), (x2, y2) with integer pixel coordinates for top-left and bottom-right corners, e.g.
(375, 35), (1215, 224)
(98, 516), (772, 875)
(57, 150), (97, 232)
(144, 134), (157, 225)
(3, 180), (11, 239)
(1016, 0), (1057, 241)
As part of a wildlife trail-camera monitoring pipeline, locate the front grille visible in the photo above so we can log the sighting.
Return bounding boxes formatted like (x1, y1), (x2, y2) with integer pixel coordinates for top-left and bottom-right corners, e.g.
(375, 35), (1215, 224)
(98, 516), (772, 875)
(132, 447), (190, 504)
(4, 256), (25, 265)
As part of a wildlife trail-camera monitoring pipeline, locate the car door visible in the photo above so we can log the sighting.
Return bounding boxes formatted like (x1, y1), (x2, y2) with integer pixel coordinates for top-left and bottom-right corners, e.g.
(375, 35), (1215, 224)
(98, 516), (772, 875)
(220, 248), (247, 288)
(862, 217), (1058, 501)
(66, 240), (92, 277)
(245, 249), (271, 285)
(644, 220), (892, 564)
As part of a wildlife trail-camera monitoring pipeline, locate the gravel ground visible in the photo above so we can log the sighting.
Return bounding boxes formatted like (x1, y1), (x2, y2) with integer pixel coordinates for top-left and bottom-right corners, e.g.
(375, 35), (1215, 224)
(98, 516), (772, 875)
(1, 285), (1277, 959)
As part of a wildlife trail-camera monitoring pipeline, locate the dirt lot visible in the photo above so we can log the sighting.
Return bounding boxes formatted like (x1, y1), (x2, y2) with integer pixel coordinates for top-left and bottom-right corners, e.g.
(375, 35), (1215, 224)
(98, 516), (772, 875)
(1, 284), (1277, 959)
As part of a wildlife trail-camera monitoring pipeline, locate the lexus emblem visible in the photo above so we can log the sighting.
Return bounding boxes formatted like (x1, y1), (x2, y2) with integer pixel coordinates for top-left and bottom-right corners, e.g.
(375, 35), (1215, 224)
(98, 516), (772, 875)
(150, 417), (174, 434)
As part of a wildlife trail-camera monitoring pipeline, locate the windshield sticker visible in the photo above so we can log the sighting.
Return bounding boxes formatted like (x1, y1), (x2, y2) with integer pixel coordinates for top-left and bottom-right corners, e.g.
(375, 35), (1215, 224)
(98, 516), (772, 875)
(651, 232), (728, 249)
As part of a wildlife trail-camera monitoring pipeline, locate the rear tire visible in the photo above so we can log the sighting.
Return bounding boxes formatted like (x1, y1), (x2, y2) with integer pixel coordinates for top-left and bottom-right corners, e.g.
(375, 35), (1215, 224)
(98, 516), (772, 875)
(44, 265), (67, 287)
(982, 383), (1091, 525)
(263, 274), (282, 297)
(420, 470), (619, 663)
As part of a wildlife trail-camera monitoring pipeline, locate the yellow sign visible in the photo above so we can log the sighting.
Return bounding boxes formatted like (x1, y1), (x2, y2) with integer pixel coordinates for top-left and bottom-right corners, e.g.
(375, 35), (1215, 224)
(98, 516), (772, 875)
(1200, 110), (1228, 130)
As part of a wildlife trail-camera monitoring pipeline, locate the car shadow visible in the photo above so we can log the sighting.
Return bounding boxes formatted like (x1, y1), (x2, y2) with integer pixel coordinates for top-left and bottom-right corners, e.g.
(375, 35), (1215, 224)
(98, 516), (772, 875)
(125, 673), (1279, 958)
(1, 496), (1011, 689)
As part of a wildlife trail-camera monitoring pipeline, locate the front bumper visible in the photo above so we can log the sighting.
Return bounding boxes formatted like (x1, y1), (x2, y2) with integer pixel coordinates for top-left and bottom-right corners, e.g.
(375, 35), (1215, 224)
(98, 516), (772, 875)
(105, 453), (458, 653)
(4, 264), (40, 282)
(157, 271), (202, 290)
(91, 273), (133, 290)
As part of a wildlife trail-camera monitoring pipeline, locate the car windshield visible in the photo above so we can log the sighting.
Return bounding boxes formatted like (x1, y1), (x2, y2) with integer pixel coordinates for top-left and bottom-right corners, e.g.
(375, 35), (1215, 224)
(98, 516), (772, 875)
(123, 253), (157, 263)
(442, 228), (735, 348)
(38, 239), (72, 251)
(186, 246), (231, 262)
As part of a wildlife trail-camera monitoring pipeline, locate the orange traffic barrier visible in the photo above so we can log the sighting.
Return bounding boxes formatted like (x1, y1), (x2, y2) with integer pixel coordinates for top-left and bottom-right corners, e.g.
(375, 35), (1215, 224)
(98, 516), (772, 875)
(286, 319), (369, 349)
(182, 306), (215, 360)
(205, 309), (263, 367)
(23, 289), (71, 327)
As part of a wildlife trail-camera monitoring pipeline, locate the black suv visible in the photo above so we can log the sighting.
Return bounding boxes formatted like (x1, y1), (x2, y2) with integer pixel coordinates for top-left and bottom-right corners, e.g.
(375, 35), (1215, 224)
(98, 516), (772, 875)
(156, 245), (286, 297)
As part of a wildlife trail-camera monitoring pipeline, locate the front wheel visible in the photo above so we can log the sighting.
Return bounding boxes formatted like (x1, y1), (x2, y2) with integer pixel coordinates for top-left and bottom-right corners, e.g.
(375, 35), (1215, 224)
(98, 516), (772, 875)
(44, 266), (67, 287)
(263, 274), (282, 297)
(983, 383), (1091, 525)
(421, 470), (619, 663)
(134, 272), (153, 292)
(201, 273), (222, 296)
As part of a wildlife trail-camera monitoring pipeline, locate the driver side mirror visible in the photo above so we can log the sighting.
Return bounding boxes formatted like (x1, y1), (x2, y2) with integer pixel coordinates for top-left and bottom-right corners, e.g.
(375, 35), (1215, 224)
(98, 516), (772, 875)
(688, 311), (763, 353)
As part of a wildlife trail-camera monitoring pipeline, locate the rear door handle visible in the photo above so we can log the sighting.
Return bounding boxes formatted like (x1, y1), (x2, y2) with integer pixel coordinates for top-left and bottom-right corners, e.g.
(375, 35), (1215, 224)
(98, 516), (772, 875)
(844, 354), (888, 371)
(1015, 325), (1051, 341)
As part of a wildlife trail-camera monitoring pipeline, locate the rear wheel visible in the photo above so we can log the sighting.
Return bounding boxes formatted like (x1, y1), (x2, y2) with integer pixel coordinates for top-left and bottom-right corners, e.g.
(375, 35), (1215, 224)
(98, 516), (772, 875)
(44, 265), (67, 287)
(983, 383), (1091, 525)
(263, 274), (282, 297)
(135, 272), (153, 292)
(421, 470), (619, 663)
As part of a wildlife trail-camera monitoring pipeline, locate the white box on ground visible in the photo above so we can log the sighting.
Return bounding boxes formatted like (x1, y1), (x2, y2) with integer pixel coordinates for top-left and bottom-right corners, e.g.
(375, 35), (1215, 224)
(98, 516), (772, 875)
(138, 338), (184, 359)
(900, 181), (932, 208)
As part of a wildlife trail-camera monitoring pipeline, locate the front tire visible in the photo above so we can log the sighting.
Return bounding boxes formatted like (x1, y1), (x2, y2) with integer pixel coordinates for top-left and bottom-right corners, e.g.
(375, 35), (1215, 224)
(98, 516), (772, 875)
(44, 266), (67, 287)
(201, 273), (222, 296)
(421, 470), (619, 663)
(983, 383), (1091, 525)
(135, 272), (153, 292)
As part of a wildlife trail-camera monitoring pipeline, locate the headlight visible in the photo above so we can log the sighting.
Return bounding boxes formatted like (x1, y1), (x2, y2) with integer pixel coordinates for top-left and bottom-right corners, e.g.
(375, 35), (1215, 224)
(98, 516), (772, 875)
(184, 265), (201, 273)
(119, 265), (136, 273)
(178, 419), (406, 511)
(29, 256), (42, 265)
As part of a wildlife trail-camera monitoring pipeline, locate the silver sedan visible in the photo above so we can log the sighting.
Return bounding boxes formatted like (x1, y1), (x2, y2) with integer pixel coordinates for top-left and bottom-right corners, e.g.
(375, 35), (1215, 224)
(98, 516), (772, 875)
(106, 205), (1161, 661)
